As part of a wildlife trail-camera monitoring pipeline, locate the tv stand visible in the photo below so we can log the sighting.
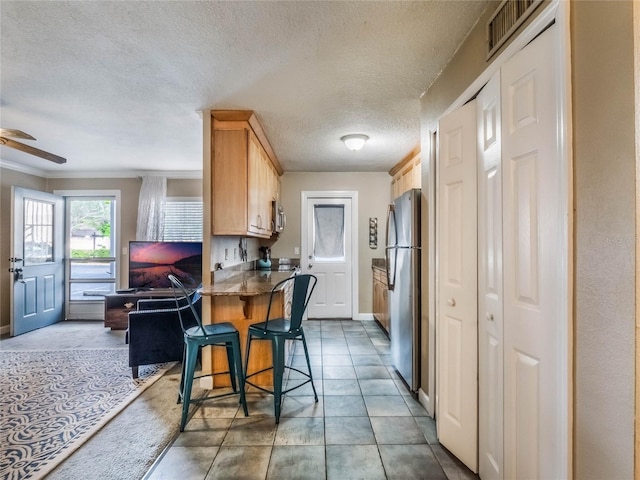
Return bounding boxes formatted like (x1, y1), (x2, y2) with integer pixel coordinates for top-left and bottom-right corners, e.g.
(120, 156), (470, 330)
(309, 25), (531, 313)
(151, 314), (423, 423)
(104, 289), (173, 330)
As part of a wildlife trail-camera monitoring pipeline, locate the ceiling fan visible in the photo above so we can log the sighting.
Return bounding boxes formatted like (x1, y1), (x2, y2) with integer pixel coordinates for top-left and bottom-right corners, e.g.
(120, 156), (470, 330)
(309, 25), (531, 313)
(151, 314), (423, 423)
(0, 128), (66, 164)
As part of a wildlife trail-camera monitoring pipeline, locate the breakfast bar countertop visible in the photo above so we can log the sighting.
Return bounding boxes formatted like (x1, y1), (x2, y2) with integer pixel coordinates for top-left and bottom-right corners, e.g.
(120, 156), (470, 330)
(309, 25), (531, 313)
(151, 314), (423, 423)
(198, 270), (294, 297)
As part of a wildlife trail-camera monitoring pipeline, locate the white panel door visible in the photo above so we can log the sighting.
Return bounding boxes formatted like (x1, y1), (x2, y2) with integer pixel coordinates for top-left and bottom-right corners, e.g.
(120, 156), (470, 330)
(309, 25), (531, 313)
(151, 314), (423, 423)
(477, 71), (504, 480)
(436, 99), (478, 473)
(501, 24), (568, 480)
(302, 195), (353, 318)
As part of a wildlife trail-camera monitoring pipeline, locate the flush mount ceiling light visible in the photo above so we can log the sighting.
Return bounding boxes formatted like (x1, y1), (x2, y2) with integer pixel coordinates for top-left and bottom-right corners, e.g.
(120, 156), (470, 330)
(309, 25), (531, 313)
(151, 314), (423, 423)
(340, 134), (369, 151)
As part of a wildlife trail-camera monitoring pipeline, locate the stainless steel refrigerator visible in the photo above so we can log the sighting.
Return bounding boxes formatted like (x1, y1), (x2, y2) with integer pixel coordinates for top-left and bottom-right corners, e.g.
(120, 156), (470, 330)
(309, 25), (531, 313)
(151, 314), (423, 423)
(385, 188), (421, 392)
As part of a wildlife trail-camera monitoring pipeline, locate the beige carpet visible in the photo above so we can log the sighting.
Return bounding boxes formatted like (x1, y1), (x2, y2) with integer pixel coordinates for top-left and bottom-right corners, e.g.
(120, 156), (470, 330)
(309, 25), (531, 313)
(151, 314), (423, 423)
(0, 321), (198, 480)
(0, 348), (174, 479)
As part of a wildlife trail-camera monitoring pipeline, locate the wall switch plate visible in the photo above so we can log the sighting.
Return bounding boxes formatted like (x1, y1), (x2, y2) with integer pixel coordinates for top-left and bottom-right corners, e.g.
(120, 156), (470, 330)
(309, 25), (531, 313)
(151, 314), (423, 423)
(294, 247), (300, 255)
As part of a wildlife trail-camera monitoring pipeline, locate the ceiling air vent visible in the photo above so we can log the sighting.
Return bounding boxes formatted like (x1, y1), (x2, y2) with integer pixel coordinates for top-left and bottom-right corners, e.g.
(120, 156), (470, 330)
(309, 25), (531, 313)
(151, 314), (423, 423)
(487, 0), (542, 58)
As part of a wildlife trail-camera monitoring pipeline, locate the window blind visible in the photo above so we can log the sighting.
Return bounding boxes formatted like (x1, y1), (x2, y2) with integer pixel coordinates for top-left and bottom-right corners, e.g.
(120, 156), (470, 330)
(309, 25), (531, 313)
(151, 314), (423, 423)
(163, 200), (203, 242)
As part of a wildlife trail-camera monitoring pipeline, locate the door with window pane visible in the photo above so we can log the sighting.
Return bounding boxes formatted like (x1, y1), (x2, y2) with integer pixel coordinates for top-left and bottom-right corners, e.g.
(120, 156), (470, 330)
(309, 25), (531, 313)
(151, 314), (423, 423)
(11, 187), (64, 335)
(66, 197), (116, 319)
(302, 196), (352, 318)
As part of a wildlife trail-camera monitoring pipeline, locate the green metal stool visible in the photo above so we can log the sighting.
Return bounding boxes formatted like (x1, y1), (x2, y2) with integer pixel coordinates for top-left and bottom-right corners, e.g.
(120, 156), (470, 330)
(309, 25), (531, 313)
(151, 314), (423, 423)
(169, 275), (249, 431)
(244, 274), (318, 423)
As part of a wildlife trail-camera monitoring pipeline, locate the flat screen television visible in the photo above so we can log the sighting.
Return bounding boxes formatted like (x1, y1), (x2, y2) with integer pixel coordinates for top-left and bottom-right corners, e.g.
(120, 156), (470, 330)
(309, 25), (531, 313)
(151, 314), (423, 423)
(128, 241), (203, 290)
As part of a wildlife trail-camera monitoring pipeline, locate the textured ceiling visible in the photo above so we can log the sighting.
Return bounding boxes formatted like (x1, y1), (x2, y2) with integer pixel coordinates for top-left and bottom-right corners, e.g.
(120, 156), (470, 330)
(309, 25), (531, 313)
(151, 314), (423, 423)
(0, 1), (488, 176)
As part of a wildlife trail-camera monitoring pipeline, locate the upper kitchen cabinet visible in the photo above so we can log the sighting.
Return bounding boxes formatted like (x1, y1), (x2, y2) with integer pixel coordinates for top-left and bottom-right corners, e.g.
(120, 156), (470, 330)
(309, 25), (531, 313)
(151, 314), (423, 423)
(211, 111), (283, 238)
(389, 145), (421, 199)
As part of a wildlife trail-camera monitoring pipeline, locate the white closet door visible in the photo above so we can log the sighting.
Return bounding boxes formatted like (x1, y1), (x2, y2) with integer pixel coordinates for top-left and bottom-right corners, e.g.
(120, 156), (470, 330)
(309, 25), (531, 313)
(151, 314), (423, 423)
(477, 71), (504, 480)
(501, 24), (569, 480)
(436, 99), (478, 473)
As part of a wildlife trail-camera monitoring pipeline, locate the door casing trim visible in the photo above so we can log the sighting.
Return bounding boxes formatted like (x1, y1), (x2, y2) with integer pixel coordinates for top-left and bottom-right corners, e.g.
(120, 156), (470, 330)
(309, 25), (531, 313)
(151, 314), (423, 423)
(301, 190), (359, 320)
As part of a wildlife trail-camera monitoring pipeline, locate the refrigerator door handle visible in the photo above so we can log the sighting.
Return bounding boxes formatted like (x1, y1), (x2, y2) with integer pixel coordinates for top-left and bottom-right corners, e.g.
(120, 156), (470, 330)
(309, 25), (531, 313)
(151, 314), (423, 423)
(385, 204), (397, 290)
(385, 246), (396, 290)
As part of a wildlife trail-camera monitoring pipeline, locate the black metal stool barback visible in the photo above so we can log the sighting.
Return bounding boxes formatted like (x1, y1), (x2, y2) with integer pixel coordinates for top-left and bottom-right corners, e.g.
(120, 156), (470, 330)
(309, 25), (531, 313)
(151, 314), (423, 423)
(243, 274), (318, 423)
(168, 274), (248, 431)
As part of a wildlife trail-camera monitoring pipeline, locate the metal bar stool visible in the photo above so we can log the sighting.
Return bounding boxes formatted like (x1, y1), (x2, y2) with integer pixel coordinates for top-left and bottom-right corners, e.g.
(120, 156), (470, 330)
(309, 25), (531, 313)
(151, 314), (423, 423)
(244, 274), (318, 423)
(168, 274), (249, 431)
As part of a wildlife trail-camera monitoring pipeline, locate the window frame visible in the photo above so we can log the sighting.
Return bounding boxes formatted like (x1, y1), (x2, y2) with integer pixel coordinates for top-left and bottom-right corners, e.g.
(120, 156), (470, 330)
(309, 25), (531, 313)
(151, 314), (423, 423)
(54, 189), (121, 320)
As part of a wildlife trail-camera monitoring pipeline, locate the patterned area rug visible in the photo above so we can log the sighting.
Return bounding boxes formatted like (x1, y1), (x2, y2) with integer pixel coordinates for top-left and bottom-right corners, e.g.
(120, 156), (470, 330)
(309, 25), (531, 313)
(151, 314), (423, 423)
(0, 349), (173, 480)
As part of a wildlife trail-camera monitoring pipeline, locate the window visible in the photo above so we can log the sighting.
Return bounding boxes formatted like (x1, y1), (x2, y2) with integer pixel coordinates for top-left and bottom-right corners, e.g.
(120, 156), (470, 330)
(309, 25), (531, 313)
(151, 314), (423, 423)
(313, 204), (345, 262)
(163, 198), (203, 242)
(67, 197), (116, 300)
(23, 198), (54, 264)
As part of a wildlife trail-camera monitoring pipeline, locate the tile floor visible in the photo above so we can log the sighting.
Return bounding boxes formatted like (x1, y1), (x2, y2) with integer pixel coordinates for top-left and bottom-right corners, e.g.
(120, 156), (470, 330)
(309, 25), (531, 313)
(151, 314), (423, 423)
(144, 319), (478, 480)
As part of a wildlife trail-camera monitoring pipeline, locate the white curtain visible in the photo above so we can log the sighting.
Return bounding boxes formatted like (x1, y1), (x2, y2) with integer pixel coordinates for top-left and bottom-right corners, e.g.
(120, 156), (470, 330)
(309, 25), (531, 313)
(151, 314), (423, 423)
(313, 204), (345, 260)
(136, 176), (166, 240)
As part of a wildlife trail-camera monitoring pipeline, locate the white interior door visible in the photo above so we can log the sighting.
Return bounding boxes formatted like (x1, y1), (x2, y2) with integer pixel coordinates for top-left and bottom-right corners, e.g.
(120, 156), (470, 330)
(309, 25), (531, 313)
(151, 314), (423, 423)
(477, 71), (504, 480)
(436, 99), (478, 473)
(11, 187), (65, 336)
(501, 24), (568, 479)
(302, 193), (353, 318)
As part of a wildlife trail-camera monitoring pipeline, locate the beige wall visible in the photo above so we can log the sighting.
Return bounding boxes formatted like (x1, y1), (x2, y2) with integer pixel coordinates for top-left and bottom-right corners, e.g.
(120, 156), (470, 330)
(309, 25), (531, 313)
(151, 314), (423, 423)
(0, 170), (202, 330)
(420, 0), (636, 477)
(572, 1), (635, 478)
(273, 171), (391, 316)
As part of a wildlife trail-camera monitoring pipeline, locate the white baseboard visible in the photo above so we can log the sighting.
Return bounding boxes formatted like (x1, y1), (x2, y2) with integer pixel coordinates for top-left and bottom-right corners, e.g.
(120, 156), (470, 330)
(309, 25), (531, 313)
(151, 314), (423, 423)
(353, 313), (375, 321)
(418, 388), (434, 417)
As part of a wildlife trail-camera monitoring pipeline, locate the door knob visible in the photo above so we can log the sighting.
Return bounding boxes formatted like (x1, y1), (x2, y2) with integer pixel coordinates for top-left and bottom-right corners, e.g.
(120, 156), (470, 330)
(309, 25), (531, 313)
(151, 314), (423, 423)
(447, 298), (456, 307)
(486, 312), (494, 321)
(13, 268), (24, 282)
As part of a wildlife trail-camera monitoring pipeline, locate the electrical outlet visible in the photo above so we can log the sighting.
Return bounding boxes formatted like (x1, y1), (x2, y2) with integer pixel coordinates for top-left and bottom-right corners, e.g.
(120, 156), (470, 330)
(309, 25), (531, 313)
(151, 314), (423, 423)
(294, 247), (300, 255)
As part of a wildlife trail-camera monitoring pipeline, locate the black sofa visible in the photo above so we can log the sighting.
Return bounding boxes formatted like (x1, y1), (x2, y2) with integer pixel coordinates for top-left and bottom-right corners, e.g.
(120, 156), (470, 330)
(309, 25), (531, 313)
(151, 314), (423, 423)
(126, 292), (199, 378)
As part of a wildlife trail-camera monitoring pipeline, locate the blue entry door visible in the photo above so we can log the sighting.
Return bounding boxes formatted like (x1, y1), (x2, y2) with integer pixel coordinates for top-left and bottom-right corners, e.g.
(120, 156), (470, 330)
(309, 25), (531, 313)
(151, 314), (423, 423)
(11, 187), (65, 335)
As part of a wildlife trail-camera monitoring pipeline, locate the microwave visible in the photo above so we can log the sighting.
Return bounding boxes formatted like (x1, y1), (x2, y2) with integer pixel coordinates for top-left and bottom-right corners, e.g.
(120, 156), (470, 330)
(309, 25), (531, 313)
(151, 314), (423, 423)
(272, 201), (286, 233)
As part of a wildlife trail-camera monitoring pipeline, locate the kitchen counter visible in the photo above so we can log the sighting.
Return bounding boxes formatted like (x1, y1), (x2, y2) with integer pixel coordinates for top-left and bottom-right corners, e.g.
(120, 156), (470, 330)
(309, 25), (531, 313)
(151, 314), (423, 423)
(199, 270), (294, 297)
(197, 269), (296, 388)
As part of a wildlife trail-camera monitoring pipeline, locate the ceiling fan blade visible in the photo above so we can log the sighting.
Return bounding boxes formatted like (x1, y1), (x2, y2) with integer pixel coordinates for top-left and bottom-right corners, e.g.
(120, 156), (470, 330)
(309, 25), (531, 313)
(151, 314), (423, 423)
(0, 128), (36, 140)
(0, 137), (67, 164)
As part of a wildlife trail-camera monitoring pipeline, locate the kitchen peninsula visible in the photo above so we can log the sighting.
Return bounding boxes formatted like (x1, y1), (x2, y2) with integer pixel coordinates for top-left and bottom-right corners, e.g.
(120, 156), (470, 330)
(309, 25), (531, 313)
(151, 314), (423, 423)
(199, 270), (294, 388)
(201, 109), (291, 388)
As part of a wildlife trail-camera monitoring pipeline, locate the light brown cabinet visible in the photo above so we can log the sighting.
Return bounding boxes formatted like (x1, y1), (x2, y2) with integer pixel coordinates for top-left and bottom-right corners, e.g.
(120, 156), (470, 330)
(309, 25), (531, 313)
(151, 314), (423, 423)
(372, 266), (389, 334)
(211, 111), (282, 238)
(389, 146), (421, 199)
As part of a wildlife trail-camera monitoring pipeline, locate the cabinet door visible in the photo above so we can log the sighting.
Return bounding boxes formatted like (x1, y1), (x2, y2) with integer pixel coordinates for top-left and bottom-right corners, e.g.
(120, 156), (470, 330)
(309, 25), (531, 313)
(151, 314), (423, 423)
(372, 275), (380, 321)
(266, 160), (278, 233)
(381, 285), (389, 332)
(411, 157), (421, 189)
(247, 133), (262, 234)
(260, 150), (271, 233)
(213, 129), (248, 235)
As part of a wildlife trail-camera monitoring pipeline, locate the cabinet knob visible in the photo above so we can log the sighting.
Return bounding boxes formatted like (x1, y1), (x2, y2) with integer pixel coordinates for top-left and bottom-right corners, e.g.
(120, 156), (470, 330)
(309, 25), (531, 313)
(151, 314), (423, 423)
(447, 298), (456, 307)
(486, 312), (494, 321)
